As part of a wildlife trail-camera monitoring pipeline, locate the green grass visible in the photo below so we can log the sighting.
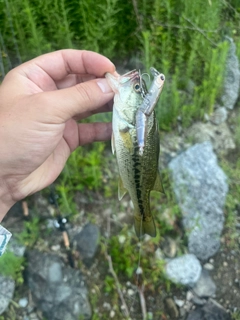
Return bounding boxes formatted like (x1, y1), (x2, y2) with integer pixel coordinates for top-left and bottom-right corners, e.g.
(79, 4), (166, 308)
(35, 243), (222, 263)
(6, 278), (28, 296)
(0, 251), (24, 284)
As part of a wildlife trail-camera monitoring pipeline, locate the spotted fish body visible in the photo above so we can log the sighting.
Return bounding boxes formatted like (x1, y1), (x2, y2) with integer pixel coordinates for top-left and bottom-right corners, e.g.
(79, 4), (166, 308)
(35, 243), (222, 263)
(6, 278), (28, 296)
(105, 69), (164, 237)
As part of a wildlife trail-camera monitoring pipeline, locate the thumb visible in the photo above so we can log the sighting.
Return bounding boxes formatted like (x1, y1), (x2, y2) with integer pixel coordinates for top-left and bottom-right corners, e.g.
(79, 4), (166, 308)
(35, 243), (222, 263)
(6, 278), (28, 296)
(35, 78), (114, 123)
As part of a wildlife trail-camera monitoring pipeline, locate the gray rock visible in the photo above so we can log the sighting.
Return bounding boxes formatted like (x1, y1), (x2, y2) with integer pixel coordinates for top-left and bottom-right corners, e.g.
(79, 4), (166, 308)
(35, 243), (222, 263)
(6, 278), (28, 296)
(159, 133), (187, 167)
(7, 236), (26, 257)
(165, 254), (202, 286)
(169, 142), (228, 260)
(27, 250), (91, 320)
(210, 106), (228, 125)
(186, 122), (235, 155)
(73, 223), (100, 267)
(0, 275), (15, 315)
(186, 300), (231, 320)
(221, 37), (240, 110)
(193, 269), (216, 298)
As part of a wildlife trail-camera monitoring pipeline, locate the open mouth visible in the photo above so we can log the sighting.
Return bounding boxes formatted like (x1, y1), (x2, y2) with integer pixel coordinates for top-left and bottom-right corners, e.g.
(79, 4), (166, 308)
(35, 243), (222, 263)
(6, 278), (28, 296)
(121, 69), (140, 82)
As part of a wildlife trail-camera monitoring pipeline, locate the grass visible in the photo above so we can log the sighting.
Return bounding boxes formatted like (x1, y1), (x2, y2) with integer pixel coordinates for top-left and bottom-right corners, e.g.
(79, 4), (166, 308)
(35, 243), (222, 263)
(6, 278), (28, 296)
(0, 251), (24, 284)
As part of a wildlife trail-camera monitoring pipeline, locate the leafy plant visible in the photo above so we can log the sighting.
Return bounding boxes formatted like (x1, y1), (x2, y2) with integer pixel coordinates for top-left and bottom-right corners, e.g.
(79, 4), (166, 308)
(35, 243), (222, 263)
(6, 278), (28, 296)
(17, 216), (41, 247)
(0, 251), (24, 284)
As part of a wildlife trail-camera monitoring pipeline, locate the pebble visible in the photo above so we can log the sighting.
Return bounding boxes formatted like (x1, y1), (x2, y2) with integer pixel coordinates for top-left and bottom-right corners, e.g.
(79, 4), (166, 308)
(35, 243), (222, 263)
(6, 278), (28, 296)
(193, 269), (216, 298)
(164, 297), (179, 319)
(223, 261), (228, 267)
(103, 302), (111, 310)
(174, 297), (185, 308)
(18, 297), (28, 308)
(155, 248), (164, 260)
(210, 107), (228, 125)
(127, 289), (135, 296)
(118, 235), (126, 244)
(186, 291), (194, 301)
(203, 262), (214, 270)
(110, 310), (115, 318)
(51, 244), (61, 251)
(162, 237), (177, 258)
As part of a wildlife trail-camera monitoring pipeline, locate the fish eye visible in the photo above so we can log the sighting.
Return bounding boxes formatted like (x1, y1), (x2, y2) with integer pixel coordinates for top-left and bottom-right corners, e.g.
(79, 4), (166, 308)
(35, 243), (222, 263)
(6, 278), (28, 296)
(160, 74), (165, 81)
(134, 83), (141, 92)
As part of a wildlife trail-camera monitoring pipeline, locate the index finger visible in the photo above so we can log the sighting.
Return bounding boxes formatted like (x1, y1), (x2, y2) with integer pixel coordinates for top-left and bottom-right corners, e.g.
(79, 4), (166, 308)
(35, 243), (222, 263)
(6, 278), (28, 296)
(15, 49), (116, 82)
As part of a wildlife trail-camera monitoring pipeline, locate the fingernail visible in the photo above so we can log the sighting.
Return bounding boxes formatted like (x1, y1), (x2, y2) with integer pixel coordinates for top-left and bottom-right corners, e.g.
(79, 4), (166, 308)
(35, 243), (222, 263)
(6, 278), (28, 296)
(97, 79), (113, 93)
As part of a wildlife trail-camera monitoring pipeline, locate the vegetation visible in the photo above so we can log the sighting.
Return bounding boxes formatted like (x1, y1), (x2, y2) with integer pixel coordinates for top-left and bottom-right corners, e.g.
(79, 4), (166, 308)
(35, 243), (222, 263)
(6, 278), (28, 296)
(0, 251), (24, 284)
(1, 0), (240, 128)
(1, 0), (240, 319)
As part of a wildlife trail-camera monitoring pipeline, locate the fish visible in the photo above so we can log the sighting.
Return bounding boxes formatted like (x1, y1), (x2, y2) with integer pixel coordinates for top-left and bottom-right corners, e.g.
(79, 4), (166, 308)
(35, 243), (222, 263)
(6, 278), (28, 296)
(105, 69), (165, 237)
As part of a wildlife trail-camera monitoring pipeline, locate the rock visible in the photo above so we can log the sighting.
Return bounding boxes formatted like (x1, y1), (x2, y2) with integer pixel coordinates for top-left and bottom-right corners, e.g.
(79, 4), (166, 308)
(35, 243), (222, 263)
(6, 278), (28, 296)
(210, 106), (228, 125)
(165, 254), (202, 286)
(159, 133), (188, 167)
(26, 250), (91, 320)
(18, 297), (28, 308)
(203, 262), (214, 271)
(174, 297), (185, 308)
(221, 37), (240, 110)
(193, 269), (216, 298)
(164, 297), (179, 319)
(161, 237), (177, 258)
(186, 122), (235, 155)
(7, 236), (26, 257)
(186, 300), (231, 320)
(155, 248), (164, 260)
(0, 275), (15, 315)
(169, 142), (228, 260)
(73, 223), (100, 267)
(192, 295), (206, 306)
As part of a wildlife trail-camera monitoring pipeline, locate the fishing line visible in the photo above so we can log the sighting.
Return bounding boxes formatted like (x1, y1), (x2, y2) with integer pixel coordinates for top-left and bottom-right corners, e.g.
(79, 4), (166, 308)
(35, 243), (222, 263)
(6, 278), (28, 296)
(141, 72), (151, 85)
(129, 215), (144, 314)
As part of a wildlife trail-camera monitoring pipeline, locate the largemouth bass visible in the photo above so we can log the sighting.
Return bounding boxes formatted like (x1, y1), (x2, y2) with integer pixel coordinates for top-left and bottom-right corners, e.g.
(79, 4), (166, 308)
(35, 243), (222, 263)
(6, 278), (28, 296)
(105, 69), (165, 237)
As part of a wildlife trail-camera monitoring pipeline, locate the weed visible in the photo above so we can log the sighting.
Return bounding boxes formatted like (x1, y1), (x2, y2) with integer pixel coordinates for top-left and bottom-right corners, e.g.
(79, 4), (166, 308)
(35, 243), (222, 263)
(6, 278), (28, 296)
(0, 251), (24, 284)
(17, 216), (41, 247)
(232, 311), (240, 320)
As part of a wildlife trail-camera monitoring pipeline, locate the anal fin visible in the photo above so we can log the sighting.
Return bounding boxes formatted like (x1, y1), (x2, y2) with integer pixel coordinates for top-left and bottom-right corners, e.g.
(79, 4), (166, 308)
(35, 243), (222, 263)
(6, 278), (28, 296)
(153, 171), (165, 194)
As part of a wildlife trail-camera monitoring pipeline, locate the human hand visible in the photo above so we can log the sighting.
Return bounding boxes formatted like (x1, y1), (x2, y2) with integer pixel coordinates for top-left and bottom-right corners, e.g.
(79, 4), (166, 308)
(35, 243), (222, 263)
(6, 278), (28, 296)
(0, 50), (115, 220)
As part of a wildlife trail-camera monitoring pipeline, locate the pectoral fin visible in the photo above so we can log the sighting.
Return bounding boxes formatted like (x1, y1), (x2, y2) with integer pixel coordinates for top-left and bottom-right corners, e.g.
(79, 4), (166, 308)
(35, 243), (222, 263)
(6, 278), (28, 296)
(111, 133), (115, 155)
(153, 171), (165, 194)
(118, 176), (127, 200)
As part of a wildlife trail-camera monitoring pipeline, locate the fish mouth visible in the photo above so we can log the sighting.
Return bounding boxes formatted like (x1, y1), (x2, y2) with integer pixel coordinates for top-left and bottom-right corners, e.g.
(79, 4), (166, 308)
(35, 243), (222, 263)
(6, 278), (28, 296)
(121, 69), (140, 82)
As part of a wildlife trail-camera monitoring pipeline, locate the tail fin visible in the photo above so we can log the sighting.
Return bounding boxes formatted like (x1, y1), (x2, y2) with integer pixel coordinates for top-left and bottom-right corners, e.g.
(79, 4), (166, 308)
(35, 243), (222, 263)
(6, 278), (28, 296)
(134, 215), (156, 238)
